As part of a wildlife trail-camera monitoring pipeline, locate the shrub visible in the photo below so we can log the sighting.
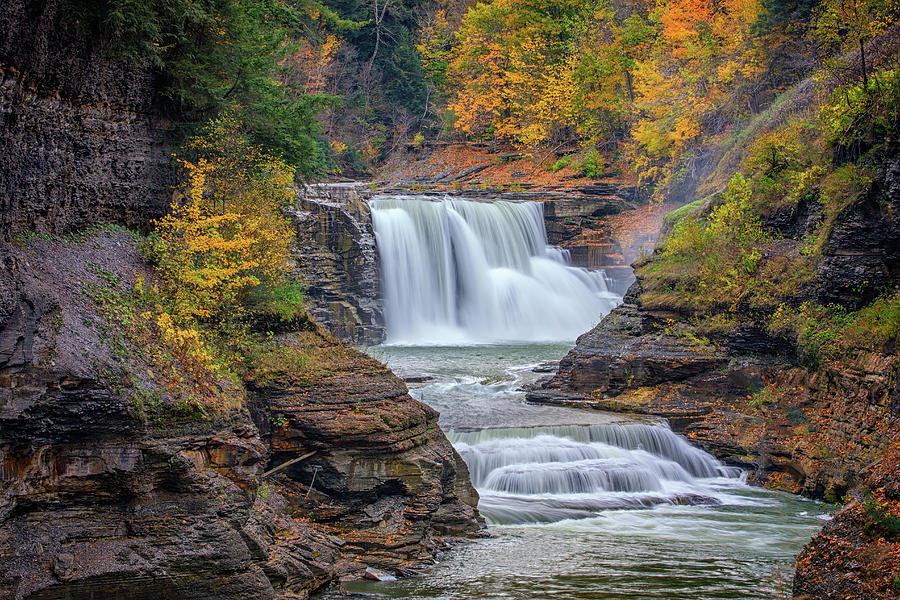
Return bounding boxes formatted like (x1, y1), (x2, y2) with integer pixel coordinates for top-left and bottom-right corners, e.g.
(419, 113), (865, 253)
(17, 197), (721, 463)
(582, 148), (604, 177)
(819, 69), (900, 149)
(145, 116), (296, 323)
(549, 155), (572, 172)
(862, 492), (900, 539)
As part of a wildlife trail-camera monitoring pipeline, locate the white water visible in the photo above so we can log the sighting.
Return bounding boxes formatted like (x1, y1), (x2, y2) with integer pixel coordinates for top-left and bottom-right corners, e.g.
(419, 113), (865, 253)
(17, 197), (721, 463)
(370, 196), (619, 344)
(452, 424), (745, 525)
(342, 344), (829, 599)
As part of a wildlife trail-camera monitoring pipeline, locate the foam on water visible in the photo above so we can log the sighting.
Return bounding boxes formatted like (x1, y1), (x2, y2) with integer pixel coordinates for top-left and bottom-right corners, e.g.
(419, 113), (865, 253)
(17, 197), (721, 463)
(450, 423), (745, 525)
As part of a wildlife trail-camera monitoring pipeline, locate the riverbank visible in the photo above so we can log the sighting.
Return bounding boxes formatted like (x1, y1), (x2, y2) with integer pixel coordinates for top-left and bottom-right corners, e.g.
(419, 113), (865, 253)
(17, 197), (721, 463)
(332, 342), (830, 600)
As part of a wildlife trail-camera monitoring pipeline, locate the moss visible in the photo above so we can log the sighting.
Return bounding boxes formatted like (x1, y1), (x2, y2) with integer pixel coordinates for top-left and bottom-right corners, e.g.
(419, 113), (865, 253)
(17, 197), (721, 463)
(660, 197), (704, 232)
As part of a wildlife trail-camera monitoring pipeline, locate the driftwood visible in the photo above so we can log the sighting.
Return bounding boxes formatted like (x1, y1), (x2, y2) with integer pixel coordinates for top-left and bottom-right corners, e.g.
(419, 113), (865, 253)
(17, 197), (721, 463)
(262, 451), (316, 477)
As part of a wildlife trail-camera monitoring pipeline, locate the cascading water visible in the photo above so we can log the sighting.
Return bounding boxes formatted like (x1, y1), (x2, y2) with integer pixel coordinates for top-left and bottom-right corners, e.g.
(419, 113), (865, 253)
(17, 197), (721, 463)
(451, 423), (744, 525)
(370, 196), (619, 344)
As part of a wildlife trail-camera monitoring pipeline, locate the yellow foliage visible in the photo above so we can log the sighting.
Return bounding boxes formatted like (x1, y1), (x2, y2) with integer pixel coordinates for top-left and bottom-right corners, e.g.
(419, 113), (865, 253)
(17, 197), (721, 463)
(148, 116), (296, 324)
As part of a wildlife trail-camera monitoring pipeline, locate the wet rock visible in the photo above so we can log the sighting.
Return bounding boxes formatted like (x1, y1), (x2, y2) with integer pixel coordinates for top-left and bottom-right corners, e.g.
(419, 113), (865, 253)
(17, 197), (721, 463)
(289, 191), (385, 345)
(401, 373), (433, 383)
(50, 553), (75, 582)
(249, 335), (483, 571)
(529, 291), (729, 401)
(364, 566), (397, 582)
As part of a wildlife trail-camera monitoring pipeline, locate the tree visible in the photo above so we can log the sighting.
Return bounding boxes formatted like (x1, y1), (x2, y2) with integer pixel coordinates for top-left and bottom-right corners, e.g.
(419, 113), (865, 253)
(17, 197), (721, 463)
(146, 116), (295, 323)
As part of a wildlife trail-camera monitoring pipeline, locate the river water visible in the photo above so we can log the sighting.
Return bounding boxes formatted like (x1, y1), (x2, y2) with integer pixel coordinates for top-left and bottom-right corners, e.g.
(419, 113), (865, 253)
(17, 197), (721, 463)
(333, 196), (829, 599)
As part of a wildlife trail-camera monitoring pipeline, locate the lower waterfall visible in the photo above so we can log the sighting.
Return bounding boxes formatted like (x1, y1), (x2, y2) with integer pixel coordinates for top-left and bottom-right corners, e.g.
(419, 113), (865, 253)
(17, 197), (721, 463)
(347, 320), (828, 600)
(370, 196), (619, 344)
(450, 423), (744, 525)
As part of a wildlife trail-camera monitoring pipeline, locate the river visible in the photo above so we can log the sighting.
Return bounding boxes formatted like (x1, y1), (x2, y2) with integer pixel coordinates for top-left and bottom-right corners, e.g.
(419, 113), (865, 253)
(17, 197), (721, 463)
(332, 196), (829, 599)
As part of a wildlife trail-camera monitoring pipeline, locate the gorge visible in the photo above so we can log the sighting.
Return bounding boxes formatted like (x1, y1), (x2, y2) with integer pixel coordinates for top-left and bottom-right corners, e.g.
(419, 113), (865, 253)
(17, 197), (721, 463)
(2, 0), (899, 597)
(331, 194), (831, 599)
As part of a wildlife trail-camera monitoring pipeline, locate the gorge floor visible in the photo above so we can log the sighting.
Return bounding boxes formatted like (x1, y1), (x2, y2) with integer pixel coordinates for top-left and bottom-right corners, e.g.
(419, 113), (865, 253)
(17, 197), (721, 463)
(322, 343), (831, 600)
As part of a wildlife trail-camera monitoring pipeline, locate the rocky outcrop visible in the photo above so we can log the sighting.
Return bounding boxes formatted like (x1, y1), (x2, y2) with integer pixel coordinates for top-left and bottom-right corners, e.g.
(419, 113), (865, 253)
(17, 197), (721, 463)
(793, 443), (900, 600)
(0, 0), (175, 241)
(533, 285), (898, 497)
(290, 185), (384, 345)
(0, 231), (480, 599)
(248, 334), (481, 570)
(815, 154), (900, 309)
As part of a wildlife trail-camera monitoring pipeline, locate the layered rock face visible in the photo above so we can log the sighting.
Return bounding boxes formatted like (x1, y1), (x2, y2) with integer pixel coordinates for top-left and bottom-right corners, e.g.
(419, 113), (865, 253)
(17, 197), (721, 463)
(0, 232), (480, 599)
(290, 186), (384, 345)
(0, 0), (174, 241)
(529, 153), (900, 598)
(248, 334), (481, 569)
(793, 444), (900, 600)
(530, 282), (899, 497)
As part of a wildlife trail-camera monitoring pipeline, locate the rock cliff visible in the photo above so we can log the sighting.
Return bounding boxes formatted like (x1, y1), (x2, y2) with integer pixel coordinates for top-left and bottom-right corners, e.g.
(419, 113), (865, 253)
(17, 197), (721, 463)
(529, 152), (900, 598)
(530, 154), (900, 498)
(0, 231), (481, 598)
(290, 186), (385, 345)
(0, 0), (175, 241)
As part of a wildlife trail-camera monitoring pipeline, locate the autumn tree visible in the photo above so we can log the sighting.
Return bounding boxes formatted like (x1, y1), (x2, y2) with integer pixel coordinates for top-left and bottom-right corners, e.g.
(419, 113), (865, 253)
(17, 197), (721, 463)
(146, 116), (296, 324)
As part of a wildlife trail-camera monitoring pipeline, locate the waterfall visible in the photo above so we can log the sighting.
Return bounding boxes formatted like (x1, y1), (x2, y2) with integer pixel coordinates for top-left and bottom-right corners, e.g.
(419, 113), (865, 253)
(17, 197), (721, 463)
(370, 196), (620, 344)
(449, 423), (743, 525)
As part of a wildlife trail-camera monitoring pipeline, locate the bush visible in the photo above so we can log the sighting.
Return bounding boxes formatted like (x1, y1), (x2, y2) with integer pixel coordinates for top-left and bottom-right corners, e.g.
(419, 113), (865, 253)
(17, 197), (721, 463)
(661, 198), (704, 232)
(144, 116), (296, 323)
(819, 69), (900, 149)
(582, 148), (604, 177)
(549, 155), (572, 172)
(248, 280), (307, 323)
(862, 492), (900, 539)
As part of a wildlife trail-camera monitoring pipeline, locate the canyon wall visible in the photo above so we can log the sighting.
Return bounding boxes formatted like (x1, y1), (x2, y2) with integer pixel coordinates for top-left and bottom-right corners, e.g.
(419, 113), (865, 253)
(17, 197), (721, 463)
(0, 0), (175, 241)
(290, 186), (385, 345)
(0, 3), (481, 595)
(530, 153), (900, 499)
(529, 152), (900, 600)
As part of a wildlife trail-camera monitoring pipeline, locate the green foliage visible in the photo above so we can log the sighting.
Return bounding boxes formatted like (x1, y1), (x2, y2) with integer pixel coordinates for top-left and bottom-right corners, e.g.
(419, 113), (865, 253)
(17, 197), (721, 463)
(68, 0), (331, 176)
(247, 280), (307, 323)
(862, 492), (900, 539)
(748, 384), (781, 408)
(643, 174), (768, 310)
(143, 117), (296, 324)
(767, 292), (899, 365)
(662, 198), (704, 230)
(840, 292), (900, 349)
(549, 155), (572, 172)
(83, 263), (242, 417)
(582, 148), (604, 177)
(744, 120), (824, 214)
(819, 69), (900, 149)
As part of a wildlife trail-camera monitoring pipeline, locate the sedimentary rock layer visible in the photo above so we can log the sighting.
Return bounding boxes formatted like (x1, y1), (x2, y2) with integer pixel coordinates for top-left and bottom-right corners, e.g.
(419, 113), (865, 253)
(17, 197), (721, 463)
(0, 0), (174, 241)
(0, 232), (480, 599)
